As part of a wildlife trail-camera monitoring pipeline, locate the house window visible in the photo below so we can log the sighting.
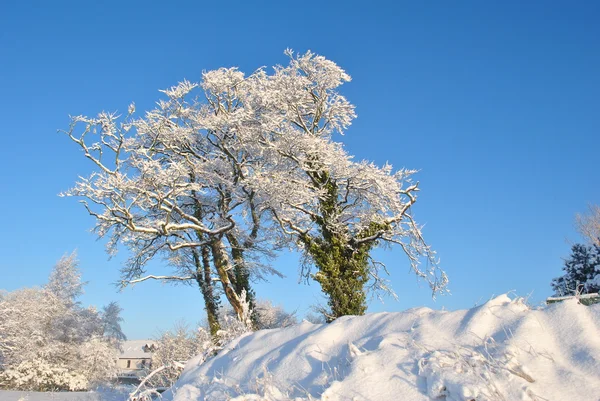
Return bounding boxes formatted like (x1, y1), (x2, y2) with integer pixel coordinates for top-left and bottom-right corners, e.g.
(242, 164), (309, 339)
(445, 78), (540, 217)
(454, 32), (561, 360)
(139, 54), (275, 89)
(141, 359), (146, 368)
(127, 360), (131, 368)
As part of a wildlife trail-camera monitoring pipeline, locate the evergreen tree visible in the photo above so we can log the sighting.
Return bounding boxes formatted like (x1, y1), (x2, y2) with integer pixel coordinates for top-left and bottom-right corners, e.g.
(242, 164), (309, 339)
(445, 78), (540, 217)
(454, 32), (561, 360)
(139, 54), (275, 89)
(552, 243), (600, 296)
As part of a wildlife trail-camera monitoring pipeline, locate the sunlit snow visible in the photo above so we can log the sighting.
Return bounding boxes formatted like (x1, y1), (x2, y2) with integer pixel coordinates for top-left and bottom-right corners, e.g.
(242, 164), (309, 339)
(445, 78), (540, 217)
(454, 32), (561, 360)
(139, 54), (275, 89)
(162, 295), (600, 401)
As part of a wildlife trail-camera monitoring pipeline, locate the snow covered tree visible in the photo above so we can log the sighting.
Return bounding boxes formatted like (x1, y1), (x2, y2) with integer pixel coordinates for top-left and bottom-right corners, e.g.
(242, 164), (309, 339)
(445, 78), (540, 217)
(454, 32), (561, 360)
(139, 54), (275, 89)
(242, 50), (447, 319)
(101, 301), (127, 341)
(61, 74), (279, 326)
(45, 252), (104, 344)
(552, 243), (600, 296)
(46, 251), (86, 306)
(0, 255), (122, 391)
(0, 287), (119, 391)
(0, 288), (66, 371)
(77, 336), (120, 386)
(576, 204), (600, 247)
(61, 50), (447, 325)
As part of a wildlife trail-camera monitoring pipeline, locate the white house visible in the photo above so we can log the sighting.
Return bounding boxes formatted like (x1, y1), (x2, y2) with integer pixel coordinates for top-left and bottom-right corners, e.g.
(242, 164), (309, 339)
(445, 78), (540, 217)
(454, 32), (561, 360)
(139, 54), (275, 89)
(117, 340), (157, 381)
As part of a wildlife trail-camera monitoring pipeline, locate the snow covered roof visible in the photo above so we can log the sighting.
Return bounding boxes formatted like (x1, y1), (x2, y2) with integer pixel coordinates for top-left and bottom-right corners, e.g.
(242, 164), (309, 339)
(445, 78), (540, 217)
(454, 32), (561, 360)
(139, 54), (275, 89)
(120, 340), (156, 359)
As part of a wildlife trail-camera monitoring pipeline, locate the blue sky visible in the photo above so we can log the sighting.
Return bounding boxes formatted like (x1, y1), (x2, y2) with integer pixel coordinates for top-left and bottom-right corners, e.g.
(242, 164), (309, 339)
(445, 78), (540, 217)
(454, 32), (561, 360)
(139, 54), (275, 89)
(1, 1), (598, 339)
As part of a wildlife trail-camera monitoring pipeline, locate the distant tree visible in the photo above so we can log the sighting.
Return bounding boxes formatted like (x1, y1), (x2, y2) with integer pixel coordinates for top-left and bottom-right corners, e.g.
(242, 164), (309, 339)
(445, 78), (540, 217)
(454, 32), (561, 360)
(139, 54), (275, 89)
(0, 254), (122, 391)
(77, 337), (119, 386)
(101, 301), (127, 341)
(147, 323), (211, 388)
(576, 204), (600, 247)
(217, 297), (296, 331)
(45, 252), (101, 344)
(551, 243), (600, 296)
(0, 288), (66, 370)
(253, 299), (297, 330)
(304, 311), (326, 324)
(45, 252), (86, 306)
(0, 287), (103, 391)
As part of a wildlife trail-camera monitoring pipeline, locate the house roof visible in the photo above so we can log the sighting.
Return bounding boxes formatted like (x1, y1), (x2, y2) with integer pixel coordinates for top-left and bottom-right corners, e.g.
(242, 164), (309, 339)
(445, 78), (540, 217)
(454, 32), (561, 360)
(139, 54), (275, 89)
(120, 340), (156, 359)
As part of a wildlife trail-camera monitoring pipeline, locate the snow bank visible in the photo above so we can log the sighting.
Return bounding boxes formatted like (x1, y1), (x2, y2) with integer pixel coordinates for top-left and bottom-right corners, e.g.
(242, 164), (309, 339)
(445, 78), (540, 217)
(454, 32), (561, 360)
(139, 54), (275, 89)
(165, 295), (600, 400)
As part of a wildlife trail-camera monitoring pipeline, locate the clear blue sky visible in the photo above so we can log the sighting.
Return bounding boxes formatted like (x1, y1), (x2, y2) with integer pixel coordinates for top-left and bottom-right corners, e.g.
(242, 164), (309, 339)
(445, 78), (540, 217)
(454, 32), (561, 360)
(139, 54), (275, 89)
(1, 1), (598, 339)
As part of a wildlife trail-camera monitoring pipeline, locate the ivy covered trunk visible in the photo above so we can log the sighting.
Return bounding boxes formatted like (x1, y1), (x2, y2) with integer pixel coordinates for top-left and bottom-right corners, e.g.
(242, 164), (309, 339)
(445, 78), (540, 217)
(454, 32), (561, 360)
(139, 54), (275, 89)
(191, 244), (220, 338)
(300, 171), (381, 321)
(300, 231), (371, 320)
(192, 200), (221, 337)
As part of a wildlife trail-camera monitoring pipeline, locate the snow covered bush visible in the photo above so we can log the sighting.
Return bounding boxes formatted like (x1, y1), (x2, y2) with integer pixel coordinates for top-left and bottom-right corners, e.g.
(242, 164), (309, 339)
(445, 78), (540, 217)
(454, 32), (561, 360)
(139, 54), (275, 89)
(218, 295), (296, 333)
(143, 295), (294, 393)
(417, 344), (534, 401)
(253, 299), (297, 330)
(147, 324), (212, 388)
(77, 336), (120, 385)
(0, 359), (89, 391)
(0, 253), (123, 391)
(0, 287), (66, 369)
(552, 242), (600, 295)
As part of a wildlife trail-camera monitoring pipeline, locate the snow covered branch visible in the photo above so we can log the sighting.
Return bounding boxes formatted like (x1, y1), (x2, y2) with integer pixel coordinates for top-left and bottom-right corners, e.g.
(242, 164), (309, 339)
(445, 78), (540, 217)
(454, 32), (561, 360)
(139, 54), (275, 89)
(121, 274), (195, 287)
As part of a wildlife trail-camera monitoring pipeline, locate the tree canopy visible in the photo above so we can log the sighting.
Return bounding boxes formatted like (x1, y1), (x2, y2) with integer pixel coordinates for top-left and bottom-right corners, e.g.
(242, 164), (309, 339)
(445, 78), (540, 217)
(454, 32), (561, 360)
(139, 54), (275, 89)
(62, 50), (447, 322)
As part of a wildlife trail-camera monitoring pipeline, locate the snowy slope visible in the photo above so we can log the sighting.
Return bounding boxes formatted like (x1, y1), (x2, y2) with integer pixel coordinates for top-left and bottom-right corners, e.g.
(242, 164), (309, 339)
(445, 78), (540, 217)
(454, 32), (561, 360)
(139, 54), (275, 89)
(165, 295), (600, 401)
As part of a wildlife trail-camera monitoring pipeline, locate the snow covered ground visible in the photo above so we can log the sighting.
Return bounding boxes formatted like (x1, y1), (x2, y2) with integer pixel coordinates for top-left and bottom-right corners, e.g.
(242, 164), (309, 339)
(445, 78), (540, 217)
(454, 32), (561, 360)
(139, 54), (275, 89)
(165, 295), (600, 401)
(0, 389), (127, 401)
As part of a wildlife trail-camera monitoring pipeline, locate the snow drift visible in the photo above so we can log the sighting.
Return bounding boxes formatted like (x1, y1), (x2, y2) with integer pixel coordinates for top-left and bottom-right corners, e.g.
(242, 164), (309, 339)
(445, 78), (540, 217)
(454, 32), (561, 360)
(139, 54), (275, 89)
(164, 295), (600, 400)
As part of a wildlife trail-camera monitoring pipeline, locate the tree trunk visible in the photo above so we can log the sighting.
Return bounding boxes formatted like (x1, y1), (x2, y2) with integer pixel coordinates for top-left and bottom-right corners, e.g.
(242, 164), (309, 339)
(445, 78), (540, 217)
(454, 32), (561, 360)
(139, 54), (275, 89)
(192, 246), (220, 338)
(300, 171), (377, 321)
(225, 233), (256, 318)
(210, 238), (246, 322)
(301, 232), (370, 321)
(190, 196), (222, 336)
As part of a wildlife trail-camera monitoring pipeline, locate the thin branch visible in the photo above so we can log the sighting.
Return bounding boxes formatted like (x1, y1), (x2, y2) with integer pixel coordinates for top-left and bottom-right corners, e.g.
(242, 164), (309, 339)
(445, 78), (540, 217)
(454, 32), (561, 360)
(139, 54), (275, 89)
(122, 274), (194, 287)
